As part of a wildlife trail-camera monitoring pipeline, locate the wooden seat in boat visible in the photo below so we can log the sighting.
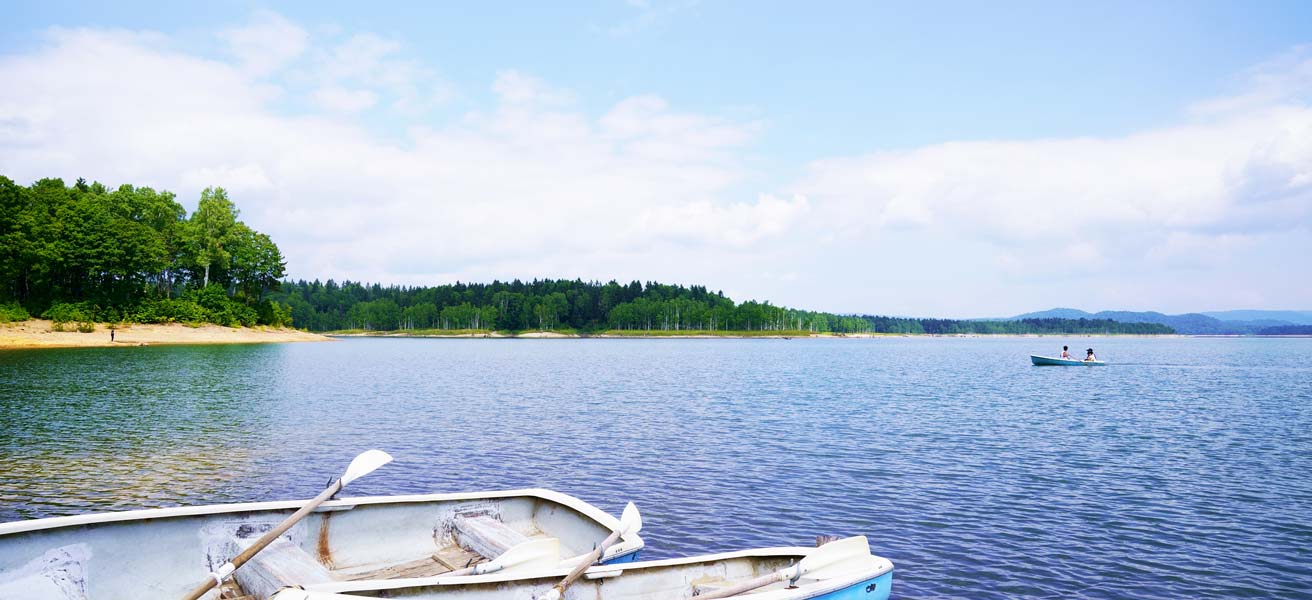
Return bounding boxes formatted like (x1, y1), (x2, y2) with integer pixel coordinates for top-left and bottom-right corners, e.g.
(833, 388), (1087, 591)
(233, 538), (335, 600)
(453, 514), (529, 560)
(227, 514), (528, 598)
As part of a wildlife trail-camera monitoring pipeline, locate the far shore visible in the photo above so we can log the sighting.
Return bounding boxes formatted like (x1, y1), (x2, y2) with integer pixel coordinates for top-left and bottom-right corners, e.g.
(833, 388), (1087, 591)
(0, 319), (332, 350)
(329, 330), (1190, 339)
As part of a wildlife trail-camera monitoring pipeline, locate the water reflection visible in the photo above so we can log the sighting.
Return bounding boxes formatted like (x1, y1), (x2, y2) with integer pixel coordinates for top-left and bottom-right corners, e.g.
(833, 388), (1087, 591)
(2, 337), (1310, 598)
(0, 346), (280, 518)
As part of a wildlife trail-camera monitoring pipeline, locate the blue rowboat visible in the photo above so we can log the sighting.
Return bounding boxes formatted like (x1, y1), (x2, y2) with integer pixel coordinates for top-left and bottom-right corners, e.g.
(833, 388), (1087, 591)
(273, 538), (895, 600)
(1031, 354), (1106, 366)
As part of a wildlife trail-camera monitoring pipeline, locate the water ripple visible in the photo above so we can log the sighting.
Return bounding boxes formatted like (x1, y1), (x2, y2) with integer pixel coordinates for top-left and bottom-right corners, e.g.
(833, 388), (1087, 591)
(2, 337), (1311, 598)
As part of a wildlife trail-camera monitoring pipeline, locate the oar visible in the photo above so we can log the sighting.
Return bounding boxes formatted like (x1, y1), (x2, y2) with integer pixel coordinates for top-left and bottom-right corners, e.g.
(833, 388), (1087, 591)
(533, 502), (642, 600)
(442, 537), (561, 577)
(694, 535), (872, 599)
(269, 591), (352, 600)
(302, 538), (562, 595)
(181, 450), (394, 600)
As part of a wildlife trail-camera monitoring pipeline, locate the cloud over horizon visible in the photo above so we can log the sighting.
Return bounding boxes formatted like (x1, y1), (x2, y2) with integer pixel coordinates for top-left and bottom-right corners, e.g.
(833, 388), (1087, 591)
(1, 13), (1309, 316)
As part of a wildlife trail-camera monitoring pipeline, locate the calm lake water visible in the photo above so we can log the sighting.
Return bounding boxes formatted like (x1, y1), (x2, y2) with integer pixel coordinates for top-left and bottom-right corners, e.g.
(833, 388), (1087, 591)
(2, 337), (1310, 598)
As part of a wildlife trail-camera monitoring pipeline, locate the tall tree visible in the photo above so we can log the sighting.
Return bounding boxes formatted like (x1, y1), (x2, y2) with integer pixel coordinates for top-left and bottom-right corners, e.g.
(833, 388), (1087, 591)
(185, 187), (239, 288)
(229, 225), (286, 302)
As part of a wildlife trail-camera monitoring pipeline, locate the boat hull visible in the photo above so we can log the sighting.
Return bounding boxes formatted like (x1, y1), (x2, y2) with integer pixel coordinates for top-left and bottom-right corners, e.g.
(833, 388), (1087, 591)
(1031, 355), (1106, 366)
(0, 488), (642, 599)
(291, 544), (895, 600)
(816, 569), (893, 600)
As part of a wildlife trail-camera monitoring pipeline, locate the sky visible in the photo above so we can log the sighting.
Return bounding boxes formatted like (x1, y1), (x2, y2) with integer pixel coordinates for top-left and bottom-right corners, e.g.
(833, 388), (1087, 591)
(2, 1), (1310, 317)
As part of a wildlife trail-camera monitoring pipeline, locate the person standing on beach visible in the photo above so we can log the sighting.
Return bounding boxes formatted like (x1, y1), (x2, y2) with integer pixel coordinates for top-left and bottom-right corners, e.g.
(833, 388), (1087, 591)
(110, 327), (115, 342)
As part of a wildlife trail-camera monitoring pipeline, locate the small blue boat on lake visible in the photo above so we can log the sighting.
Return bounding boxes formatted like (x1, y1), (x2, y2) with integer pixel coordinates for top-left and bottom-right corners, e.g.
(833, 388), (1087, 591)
(1031, 355), (1106, 366)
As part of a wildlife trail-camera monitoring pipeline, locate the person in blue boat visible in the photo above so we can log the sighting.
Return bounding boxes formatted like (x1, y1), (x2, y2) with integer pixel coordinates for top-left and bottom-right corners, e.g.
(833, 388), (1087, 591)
(1085, 348), (1097, 362)
(1060, 345), (1072, 359)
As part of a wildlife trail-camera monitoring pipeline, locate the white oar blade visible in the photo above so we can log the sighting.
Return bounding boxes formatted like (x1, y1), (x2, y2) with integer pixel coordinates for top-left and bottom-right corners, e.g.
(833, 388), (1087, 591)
(492, 538), (562, 575)
(340, 449), (393, 486)
(619, 501), (642, 534)
(805, 551), (881, 580)
(270, 589), (358, 600)
(798, 535), (875, 580)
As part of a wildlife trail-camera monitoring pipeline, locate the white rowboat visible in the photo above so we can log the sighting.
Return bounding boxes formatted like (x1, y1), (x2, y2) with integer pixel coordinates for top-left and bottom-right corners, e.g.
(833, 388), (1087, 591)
(0, 488), (643, 600)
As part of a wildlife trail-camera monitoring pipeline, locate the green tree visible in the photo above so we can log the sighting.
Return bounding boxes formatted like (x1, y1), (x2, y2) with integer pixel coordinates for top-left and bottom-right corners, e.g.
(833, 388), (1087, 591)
(229, 225), (286, 302)
(185, 187), (239, 288)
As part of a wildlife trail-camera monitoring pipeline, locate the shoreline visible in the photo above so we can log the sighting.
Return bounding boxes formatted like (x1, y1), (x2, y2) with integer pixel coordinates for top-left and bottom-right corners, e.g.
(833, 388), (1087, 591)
(329, 330), (1192, 340)
(0, 319), (332, 350)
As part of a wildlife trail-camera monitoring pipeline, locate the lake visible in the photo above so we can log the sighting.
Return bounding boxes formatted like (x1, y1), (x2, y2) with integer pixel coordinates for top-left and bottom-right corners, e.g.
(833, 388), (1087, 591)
(1, 337), (1310, 598)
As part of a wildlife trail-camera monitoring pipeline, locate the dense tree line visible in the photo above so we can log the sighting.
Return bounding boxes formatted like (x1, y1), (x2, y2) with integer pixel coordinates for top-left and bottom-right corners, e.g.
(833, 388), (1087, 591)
(268, 279), (1174, 334)
(268, 278), (872, 332)
(0, 176), (290, 327)
(1257, 325), (1312, 335)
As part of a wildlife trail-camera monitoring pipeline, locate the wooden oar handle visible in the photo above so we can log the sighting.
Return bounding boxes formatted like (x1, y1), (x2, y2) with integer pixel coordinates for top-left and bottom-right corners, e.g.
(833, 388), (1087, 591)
(182, 481), (342, 600)
(537, 529), (621, 600)
(695, 570), (789, 599)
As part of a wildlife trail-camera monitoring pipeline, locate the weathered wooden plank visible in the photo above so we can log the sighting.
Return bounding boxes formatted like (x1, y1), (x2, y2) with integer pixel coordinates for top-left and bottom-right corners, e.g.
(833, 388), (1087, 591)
(231, 538), (334, 600)
(434, 544), (487, 571)
(337, 555), (454, 581)
(453, 515), (528, 559)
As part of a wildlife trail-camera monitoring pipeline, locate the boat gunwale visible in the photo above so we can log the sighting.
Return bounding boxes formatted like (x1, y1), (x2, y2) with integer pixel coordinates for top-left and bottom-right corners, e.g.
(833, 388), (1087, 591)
(312, 546), (894, 598)
(0, 488), (625, 539)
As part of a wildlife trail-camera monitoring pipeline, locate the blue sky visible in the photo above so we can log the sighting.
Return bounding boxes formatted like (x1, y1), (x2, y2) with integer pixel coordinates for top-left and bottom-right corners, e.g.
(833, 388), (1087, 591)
(2, 1), (1310, 316)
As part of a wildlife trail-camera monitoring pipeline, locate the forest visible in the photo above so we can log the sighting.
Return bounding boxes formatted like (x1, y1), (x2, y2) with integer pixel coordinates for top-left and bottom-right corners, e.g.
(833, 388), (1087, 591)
(0, 175), (1174, 336)
(268, 279), (870, 333)
(0, 176), (291, 327)
(1257, 325), (1312, 335)
(268, 279), (1175, 335)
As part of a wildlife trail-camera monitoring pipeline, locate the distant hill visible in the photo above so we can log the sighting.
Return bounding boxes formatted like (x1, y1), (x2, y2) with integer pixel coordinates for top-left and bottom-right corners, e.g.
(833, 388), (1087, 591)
(1006, 308), (1312, 335)
(1202, 310), (1312, 325)
(1007, 307), (1091, 320)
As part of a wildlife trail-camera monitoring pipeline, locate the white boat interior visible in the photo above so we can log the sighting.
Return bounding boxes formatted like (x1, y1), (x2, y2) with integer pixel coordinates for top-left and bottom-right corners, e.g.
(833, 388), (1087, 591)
(277, 544), (895, 600)
(0, 489), (643, 600)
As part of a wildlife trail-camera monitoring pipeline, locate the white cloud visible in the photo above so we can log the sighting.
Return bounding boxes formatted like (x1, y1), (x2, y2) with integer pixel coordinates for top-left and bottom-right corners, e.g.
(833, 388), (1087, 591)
(0, 12), (1309, 316)
(1189, 45), (1312, 115)
(638, 194), (810, 247)
(179, 164), (274, 195)
(604, 0), (698, 37)
(492, 70), (576, 106)
(323, 33), (402, 79)
(601, 95), (759, 162)
(794, 104), (1312, 276)
(310, 86), (379, 112)
(0, 19), (787, 297)
(217, 10), (308, 76)
(304, 33), (450, 115)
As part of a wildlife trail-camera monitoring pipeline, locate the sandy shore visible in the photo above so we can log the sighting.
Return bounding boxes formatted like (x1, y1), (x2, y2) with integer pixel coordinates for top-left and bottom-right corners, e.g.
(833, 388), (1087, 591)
(0, 320), (331, 350)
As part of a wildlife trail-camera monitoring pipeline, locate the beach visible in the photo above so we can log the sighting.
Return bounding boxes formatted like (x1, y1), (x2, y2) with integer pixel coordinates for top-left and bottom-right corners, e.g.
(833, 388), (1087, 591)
(0, 319), (331, 350)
